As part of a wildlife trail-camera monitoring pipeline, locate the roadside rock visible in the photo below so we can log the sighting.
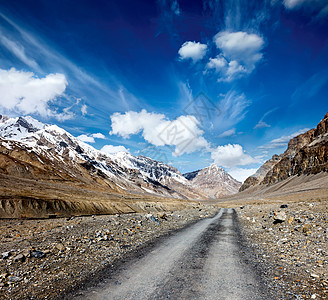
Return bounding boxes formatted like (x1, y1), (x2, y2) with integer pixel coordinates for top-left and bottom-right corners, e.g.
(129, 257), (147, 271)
(55, 243), (65, 251)
(30, 250), (45, 259)
(1, 252), (10, 259)
(8, 276), (22, 283)
(273, 211), (287, 223)
(13, 254), (25, 263)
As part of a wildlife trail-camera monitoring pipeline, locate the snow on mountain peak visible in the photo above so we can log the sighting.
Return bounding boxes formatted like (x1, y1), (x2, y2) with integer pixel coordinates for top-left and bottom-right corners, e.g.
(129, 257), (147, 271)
(0, 115), (45, 140)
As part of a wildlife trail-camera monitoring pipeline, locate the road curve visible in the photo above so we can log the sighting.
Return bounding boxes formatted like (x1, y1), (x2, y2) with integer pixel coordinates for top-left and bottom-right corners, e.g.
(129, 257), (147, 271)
(75, 208), (272, 300)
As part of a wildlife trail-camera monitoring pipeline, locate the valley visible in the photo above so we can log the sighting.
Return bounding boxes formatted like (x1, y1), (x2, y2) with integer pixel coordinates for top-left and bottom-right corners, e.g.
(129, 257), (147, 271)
(0, 112), (327, 299)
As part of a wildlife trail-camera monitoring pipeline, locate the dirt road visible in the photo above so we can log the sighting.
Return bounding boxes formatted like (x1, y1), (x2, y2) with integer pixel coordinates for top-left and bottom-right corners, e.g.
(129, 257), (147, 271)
(74, 208), (272, 300)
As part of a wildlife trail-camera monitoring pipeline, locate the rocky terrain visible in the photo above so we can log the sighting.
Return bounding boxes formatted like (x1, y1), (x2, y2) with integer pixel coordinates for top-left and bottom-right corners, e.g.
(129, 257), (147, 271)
(184, 164), (241, 198)
(0, 204), (218, 299)
(240, 112), (328, 191)
(238, 200), (328, 299)
(239, 154), (280, 192)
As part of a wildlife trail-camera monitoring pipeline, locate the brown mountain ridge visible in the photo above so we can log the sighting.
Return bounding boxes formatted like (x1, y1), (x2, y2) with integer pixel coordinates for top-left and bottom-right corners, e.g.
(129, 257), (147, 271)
(240, 112), (328, 192)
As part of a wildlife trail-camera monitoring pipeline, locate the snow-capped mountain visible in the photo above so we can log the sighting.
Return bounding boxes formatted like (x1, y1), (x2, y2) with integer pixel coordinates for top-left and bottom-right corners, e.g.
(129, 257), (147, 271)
(0, 115), (206, 200)
(183, 164), (241, 198)
(0, 115), (45, 139)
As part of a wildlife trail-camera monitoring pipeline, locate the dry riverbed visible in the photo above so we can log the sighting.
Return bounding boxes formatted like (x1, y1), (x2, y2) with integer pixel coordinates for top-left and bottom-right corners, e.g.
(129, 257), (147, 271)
(0, 203), (218, 299)
(237, 199), (328, 299)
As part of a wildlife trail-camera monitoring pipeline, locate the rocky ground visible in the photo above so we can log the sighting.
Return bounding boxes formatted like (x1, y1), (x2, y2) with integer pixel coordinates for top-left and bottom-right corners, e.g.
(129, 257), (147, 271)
(1, 198), (327, 300)
(237, 199), (328, 299)
(0, 204), (218, 300)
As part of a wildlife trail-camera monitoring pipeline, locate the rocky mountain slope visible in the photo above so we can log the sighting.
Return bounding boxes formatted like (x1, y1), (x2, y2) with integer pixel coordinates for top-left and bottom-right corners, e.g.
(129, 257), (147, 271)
(184, 164), (241, 198)
(0, 115), (206, 202)
(240, 112), (328, 191)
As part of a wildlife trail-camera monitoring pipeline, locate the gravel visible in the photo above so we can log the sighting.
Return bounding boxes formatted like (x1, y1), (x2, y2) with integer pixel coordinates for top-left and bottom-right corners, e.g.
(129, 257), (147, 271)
(0, 203), (218, 299)
(237, 200), (328, 299)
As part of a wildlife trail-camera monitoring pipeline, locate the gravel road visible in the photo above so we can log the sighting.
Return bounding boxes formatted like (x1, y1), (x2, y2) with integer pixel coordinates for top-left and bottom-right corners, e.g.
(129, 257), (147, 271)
(76, 208), (272, 300)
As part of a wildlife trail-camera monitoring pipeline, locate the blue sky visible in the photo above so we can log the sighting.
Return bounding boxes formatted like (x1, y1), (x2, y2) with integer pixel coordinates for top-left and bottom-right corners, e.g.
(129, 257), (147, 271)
(0, 0), (327, 181)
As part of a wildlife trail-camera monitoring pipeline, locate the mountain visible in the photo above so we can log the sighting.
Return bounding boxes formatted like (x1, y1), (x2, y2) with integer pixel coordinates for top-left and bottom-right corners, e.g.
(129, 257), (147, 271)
(0, 115), (207, 205)
(239, 154), (280, 192)
(0, 115), (44, 139)
(183, 164), (241, 198)
(240, 112), (328, 191)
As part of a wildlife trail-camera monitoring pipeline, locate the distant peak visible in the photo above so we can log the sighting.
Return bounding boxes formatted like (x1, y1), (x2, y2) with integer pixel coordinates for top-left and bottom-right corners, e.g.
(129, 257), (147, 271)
(208, 163), (223, 171)
(0, 114), (9, 123)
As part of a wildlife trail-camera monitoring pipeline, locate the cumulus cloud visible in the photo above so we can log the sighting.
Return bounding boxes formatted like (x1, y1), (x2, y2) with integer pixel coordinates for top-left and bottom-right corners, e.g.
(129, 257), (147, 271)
(207, 31), (264, 81)
(206, 55), (227, 71)
(110, 109), (210, 156)
(283, 0), (328, 17)
(0, 68), (70, 120)
(77, 132), (106, 143)
(101, 145), (129, 154)
(77, 134), (95, 143)
(259, 128), (309, 150)
(214, 31), (264, 63)
(178, 41), (207, 62)
(227, 167), (258, 183)
(211, 144), (258, 168)
(91, 133), (106, 139)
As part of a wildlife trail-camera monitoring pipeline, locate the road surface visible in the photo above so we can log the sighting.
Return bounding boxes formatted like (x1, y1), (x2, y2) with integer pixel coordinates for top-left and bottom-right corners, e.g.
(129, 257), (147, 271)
(75, 208), (272, 300)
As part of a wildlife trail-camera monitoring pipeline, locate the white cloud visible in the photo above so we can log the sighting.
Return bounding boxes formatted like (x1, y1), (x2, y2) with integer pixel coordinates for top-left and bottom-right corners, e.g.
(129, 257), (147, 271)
(206, 55), (227, 71)
(254, 121), (270, 129)
(110, 109), (210, 156)
(91, 133), (106, 139)
(0, 13), (118, 99)
(254, 120), (270, 129)
(219, 128), (236, 138)
(211, 144), (258, 168)
(77, 132), (106, 143)
(101, 145), (129, 154)
(254, 107), (278, 129)
(0, 34), (39, 70)
(213, 91), (251, 131)
(283, 0), (328, 17)
(81, 104), (87, 116)
(214, 31), (264, 63)
(0, 68), (70, 120)
(207, 31), (264, 81)
(227, 167), (258, 183)
(178, 41), (207, 62)
(259, 128), (309, 150)
(224, 60), (247, 80)
(77, 134), (95, 143)
(110, 110), (165, 141)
